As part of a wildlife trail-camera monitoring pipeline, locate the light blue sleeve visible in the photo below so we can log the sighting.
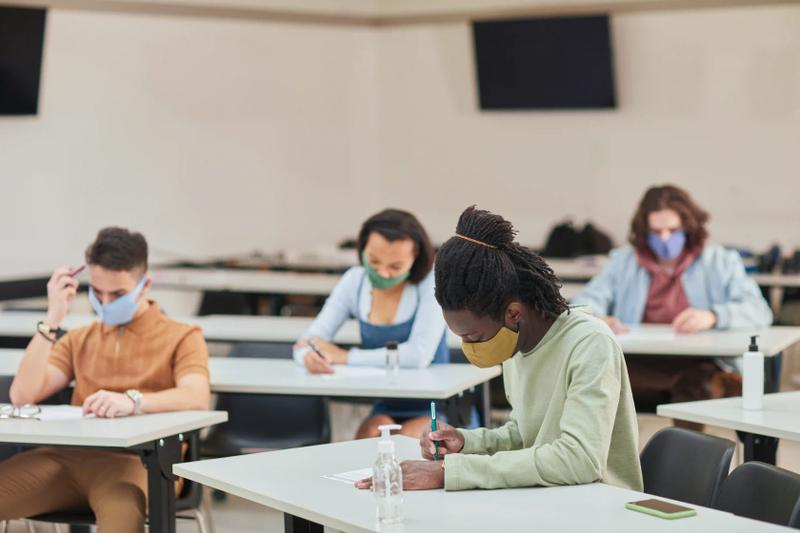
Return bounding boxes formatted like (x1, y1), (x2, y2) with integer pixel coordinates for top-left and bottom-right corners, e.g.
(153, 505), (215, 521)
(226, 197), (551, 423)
(712, 250), (773, 329)
(292, 267), (360, 366)
(571, 255), (620, 319)
(348, 271), (448, 368)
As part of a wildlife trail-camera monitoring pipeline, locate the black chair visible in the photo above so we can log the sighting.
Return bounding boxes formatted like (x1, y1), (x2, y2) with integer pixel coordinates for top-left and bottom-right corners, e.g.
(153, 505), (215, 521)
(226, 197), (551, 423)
(26, 432), (209, 533)
(201, 342), (330, 456)
(713, 461), (800, 528)
(640, 427), (735, 507)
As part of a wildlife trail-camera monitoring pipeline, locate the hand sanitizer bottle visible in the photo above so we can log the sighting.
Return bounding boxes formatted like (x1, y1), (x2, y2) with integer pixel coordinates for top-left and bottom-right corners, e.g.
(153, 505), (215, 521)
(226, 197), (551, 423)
(742, 335), (764, 410)
(385, 341), (400, 379)
(373, 424), (403, 525)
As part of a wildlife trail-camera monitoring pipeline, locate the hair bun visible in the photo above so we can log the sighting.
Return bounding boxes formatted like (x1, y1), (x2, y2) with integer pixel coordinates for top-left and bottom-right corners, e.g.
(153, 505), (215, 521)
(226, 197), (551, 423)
(455, 205), (516, 249)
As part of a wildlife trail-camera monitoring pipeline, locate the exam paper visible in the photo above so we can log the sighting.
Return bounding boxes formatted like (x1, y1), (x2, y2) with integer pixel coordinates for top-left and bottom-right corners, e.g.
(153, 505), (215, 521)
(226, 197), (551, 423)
(618, 330), (677, 343)
(37, 405), (94, 421)
(319, 367), (386, 380)
(323, 468), (373, 484)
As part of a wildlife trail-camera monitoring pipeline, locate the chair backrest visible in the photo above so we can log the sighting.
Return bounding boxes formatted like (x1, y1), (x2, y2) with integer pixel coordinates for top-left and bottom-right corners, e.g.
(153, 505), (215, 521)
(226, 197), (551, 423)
(640, 427), (734, 507)
(202, 342), (330, 456)
(714, 461), (800, 528)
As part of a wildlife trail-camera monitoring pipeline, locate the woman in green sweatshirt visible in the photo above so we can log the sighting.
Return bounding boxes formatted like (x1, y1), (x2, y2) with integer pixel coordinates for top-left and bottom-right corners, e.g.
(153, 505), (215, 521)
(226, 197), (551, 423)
(359, 206), (643, 492)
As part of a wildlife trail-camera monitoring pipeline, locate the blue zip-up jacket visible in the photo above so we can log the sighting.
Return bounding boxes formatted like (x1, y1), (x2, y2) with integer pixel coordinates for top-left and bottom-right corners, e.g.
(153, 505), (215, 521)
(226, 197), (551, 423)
(572, 244), (772, 330)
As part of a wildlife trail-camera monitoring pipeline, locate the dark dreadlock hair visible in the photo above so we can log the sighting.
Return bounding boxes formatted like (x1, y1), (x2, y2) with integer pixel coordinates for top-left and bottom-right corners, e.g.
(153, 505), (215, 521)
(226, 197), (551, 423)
(434, 206), (568, 321)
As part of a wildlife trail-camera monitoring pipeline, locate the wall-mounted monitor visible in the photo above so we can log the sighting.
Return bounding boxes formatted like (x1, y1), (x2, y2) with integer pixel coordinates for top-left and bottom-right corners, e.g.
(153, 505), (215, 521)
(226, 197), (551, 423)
(0, 6), (47, 115)
(473, 15), (616, 110)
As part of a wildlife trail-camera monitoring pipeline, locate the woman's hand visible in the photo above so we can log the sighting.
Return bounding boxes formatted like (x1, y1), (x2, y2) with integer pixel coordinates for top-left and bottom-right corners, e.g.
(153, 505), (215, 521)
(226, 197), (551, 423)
(308, 338), (349, 364)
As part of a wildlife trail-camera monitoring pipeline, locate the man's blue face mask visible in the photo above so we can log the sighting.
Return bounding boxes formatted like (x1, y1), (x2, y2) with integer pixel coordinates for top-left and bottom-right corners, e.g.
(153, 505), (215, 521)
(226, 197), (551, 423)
(647, 229), (686, 261)
(88, 277), (146, 325)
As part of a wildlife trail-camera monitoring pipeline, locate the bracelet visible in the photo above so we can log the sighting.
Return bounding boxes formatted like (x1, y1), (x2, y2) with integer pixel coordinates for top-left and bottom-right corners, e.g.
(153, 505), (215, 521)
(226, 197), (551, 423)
(37, 330), (56, 344)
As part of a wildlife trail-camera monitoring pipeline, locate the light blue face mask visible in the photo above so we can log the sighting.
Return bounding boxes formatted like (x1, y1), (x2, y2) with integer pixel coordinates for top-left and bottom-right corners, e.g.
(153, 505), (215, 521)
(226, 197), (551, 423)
(647, 229), (686, 261)
(89, 277), (147, 325)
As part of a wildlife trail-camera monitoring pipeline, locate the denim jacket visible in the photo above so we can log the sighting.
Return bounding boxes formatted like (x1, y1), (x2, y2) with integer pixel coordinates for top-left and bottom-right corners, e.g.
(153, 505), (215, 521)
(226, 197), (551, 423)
(572, 244), (773, 330)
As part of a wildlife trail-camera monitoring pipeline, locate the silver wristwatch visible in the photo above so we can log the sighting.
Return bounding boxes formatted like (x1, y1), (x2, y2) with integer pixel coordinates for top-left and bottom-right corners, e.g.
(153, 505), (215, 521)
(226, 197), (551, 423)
(126, 389), (143, 415)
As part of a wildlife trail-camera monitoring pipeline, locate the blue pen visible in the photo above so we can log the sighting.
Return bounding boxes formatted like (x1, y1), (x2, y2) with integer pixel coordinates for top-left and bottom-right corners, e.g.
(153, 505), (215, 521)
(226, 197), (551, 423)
(430, 401), (439, 461)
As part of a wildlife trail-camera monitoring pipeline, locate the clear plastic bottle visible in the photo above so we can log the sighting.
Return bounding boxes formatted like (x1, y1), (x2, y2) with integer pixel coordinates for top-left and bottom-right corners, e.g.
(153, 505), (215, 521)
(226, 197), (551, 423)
(373, 424), (403, 525)
(385, 341), (400, 379)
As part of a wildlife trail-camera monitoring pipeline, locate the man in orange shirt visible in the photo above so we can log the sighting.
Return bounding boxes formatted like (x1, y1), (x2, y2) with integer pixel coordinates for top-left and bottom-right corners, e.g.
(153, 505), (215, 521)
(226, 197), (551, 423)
(0, 227), (210, 532)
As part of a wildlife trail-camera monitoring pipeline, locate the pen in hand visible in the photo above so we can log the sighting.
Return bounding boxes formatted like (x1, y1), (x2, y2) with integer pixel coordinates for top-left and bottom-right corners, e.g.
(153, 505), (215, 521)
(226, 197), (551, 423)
(431, 401), (439, 461)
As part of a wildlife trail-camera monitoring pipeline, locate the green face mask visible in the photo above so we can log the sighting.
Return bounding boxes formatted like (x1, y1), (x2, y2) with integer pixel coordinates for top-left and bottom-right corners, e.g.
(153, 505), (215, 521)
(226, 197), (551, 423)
(361, 251), (411, 290)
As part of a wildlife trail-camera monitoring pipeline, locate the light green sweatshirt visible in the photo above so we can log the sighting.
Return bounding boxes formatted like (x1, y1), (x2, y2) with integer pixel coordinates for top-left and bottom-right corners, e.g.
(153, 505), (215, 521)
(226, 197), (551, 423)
(444, 306), (643, 492)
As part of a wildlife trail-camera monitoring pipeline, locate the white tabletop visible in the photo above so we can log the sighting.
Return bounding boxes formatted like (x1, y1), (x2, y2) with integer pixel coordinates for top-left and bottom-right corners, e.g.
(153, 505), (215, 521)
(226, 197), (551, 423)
(544, 256), (607, 281)
(617, 325), (800, 357)
(0, 410), (227, 447)
(149, 267), (342, 296)
(0, 350), (499, 399)
(3, 312), (799, 358)
(751, 273), (800, 288)
(208, 358), (500, 398)
(175, 435), (789, 533)
(657, 392), (800, 442)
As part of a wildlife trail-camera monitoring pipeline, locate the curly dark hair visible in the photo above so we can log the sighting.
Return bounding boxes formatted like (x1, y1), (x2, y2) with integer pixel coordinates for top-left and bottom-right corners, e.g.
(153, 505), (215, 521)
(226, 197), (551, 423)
(434, 206), (568, 321)
(629, 185), (710, 252)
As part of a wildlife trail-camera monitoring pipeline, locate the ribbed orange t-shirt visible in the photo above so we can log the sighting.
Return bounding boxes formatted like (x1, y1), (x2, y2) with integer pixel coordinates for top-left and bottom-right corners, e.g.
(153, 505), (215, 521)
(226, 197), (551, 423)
(49, 301), (209, 405)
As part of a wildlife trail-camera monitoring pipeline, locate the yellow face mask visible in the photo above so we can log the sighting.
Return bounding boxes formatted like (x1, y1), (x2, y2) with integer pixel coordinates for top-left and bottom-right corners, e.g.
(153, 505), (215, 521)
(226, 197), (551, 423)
(461, 325), (520, 368)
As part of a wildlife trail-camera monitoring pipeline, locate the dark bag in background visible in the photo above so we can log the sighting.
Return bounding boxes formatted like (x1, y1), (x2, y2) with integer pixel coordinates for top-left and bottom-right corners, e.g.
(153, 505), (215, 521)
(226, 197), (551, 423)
(542, 220), (614, 258)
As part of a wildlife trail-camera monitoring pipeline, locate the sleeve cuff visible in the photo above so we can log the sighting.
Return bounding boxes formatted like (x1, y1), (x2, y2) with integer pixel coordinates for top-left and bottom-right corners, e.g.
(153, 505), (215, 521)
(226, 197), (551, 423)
(346, 347), (386, 367)
(712, 304), (731, 329)
(459, 428), (483, 455)
(443, 453), (465, 491)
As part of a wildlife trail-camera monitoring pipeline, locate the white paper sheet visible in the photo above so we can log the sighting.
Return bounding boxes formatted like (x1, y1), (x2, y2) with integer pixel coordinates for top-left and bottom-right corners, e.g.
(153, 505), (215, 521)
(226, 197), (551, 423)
(319, 367), (386, 380)
(618, 330), (678, 344)
(37, 405), (95, 421)
(323, 468), (373, 484)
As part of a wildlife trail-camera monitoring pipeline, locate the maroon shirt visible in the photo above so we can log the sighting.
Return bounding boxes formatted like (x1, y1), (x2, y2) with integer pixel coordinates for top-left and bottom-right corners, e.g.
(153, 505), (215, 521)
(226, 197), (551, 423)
(637, 249), (698, 324)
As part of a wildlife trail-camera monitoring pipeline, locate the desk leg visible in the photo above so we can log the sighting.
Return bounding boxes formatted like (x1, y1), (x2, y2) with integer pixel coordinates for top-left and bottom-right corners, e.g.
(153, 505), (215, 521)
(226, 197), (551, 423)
(444, 391), (473, 428)
(740, 432), (779, 464)
(140, 435), (180, 533)
(284, 513), (323, 533)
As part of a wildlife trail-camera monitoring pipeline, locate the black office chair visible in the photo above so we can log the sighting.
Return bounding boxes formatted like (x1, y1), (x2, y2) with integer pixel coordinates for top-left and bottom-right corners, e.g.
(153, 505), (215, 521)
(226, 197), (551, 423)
(640, 427), (735, 507)
(26, 432), (209, 533)
(201, 342), (330, 456)
(713, 461), (800, 528)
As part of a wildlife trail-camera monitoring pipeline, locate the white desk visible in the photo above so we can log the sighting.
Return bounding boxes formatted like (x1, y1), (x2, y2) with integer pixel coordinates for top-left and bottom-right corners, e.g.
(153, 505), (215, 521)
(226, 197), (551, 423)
(149, 268), (342, 296)
(0, 351), (498, 426)
(175, 435), (790, 533)
(617, 325), (800, 358)
(0, 410), (227, 533)
(658, 392), (800, 464)
(3, 312), (799, 356)
(3, 311), (799, 355)
(207, 358), (500, 400)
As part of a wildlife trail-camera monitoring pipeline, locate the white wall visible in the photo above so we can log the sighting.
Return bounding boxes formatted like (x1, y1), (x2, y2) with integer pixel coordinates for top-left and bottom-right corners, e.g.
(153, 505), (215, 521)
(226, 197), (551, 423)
(0, 9), (380, 278)
(1, 4), (799, 279)
(376, 4), (800, 250)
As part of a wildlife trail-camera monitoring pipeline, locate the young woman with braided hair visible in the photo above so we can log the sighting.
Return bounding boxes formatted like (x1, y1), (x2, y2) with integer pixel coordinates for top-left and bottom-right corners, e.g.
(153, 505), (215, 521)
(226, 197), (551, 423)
(357, 206), (642, 492)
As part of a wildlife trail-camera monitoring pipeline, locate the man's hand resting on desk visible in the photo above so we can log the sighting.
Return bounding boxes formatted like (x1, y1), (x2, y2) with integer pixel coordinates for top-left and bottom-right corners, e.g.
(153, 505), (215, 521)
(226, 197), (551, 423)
(355, 460), (445, 491)
(672, 308), (716, 334)
(82, 389), (135, 418)
(600, 316), (629, 335)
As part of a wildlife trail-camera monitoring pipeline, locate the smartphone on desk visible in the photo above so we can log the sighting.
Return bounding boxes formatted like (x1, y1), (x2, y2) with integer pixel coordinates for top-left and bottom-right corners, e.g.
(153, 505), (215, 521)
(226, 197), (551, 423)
(625, 498), (697, 520)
